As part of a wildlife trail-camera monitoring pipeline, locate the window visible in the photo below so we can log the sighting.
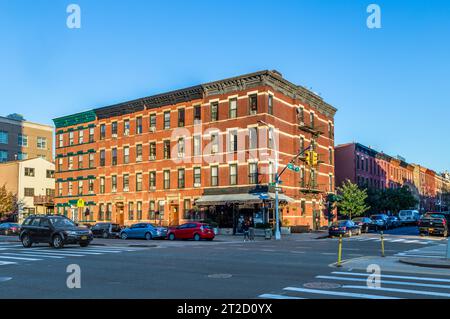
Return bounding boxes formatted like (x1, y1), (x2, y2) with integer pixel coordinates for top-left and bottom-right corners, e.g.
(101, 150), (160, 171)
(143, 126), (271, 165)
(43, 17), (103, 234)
(300, 136), (305, 153)
(249, 163), (258, 184)
(164, 111), (171, 129)
(328, 122), (333, 139)
(329, 148), (333, 165)
(178, 109), (185, 127)
(58, 158), (63, 172)
(18, 134), (28, 147)
(297, 107), (305, 123)
(68, 156), (74, 170)
(249, 127), (258, 149)
(268, 94), (273, 115)
(211, 133), (219, 154)
(18, 152), (28, 160)
(301, 200), (306, 216)
(0, 151), (7, 162)
(136, 173), (143, 191)
(148, 201), (156, 219)
(0, 131), (8, 144)
(193, 135), (201, 156)
(136, 117), (143, 134)
(124, 120), (130, 136)
(310, 112), (315, 129)
(163, 170), (170, 189)
(78, 180), (83, 195)
(123, 147), (130, 164)
(194, 105), (201, 122)
(183, 199), (191, 219)
(177, 138), (185, 158)
(329, 175), (333, 192)
(89, 153), (95, 168)
(268, 128), (274, 149)
(268, 162), (275, 183)
(300, 167), (306, 187)
(100, 177), (105, 194)
(25, 167), (35, 177)
(249, 94), (258, 114)
(136, 144), (143, 162)
(128, 202), (134, 220)
(46, 170), (55, 178)
(149, 142), (156, 160)
(111, 175), (117, 193)
(229, 130), (237, 152)
(123, 174), (129, 192)
(163, 140), (171, 159)
(99, 204), (105, 221)
(178, 169), (185, 189)
(100, 150), (106, 166)
(78, 130), (84, 144)
(89, 127), (95, 143)
(100, 124), (106, 140)
(68, 182), (73, 196)
(210, 166), (218, 186)
(137, 202), (143, 220)
(89, 179), (95, 194)
(58, 134), (63, 148)
(111, 122), (118, 136)
(78, 154), (83, 169)
(193, 167), (201, 187)
(229, 98), (237, 118)
(24, 188), (34, 197)
(112, 148), (117, 166)
(311, 169), (317, 188)
(106, 203), (112, 220)
(149, 171), (156, 189)
(211, 102), (219, 121)
(58, 183), (63, 196)
(230, 164), (237, 185)
(149, 114), (156, 131)
(37, 137), (47, 149)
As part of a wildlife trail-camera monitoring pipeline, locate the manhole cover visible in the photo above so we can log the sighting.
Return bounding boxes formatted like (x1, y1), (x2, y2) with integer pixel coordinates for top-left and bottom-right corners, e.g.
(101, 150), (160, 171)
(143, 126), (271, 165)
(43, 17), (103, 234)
(207, 274), (233, 279)
(303, 282), (341, 289)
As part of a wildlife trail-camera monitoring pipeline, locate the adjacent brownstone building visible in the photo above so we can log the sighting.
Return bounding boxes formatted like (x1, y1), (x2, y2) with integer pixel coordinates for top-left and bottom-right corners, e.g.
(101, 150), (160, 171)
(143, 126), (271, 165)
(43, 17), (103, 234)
(53, 70), (337, 232)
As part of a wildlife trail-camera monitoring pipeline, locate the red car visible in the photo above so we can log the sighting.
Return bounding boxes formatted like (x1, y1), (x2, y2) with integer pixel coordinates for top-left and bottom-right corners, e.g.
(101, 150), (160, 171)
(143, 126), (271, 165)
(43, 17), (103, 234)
(167, 222), (215, 241)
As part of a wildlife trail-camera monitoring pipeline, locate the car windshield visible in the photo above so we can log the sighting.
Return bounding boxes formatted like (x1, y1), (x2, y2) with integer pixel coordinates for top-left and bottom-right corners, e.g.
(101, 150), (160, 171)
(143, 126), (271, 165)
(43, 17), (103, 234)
(331, 221), (347, 227)
(49, 217), (76, 228)
(371, 215), (384, 220)
(425, 214), (445, 219)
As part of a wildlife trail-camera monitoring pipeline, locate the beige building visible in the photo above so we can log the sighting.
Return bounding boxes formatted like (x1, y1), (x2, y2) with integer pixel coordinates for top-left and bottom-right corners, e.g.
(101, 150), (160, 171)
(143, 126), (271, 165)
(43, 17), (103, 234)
(0, 115), (53, 162)
(0, 157), (55, 222)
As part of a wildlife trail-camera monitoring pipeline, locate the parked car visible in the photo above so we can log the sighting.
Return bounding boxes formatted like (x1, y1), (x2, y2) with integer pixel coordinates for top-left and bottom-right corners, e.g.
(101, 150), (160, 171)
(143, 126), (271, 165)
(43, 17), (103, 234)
(387, 216), (401, 228)
(352, 217), (374, 233)
(418, 212), (450, 237)
(370, 214), (389, 230)
(91, 222), (122, 238)
(398, 210), (420, 225)
(329, 220), (361, 237)
(0, 223), (20, 236)
(120, 223), (167, 240)
(19, 215), (93, 248)
(167, 222), (215, 241)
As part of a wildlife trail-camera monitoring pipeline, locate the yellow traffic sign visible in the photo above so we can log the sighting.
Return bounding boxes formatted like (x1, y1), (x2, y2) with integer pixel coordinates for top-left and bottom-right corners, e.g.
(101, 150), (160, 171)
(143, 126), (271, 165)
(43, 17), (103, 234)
(77, 199), (85, 208)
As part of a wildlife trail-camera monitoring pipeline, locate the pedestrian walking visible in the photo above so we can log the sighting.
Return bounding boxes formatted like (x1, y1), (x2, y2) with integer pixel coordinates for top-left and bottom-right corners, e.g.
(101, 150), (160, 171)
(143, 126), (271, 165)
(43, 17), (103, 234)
(242, 220), (250, 242)
(249, 217), (255, 241)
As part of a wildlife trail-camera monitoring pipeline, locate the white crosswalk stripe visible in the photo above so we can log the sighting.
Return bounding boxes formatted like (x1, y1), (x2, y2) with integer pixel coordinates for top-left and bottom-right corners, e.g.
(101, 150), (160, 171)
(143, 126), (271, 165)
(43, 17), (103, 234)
(394, 245), (447, 259)
(330, 236), (440, 245)
(258, 269), (450, 299)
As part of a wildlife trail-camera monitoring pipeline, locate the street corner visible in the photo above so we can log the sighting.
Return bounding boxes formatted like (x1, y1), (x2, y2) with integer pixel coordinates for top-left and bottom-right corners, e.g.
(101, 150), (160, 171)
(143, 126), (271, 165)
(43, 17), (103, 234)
(399, 257), (450, 269)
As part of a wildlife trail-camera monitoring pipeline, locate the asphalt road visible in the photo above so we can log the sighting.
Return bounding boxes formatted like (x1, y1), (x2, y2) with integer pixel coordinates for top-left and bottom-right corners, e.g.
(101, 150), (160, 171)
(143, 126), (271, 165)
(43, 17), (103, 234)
(0, 227), (448, 299)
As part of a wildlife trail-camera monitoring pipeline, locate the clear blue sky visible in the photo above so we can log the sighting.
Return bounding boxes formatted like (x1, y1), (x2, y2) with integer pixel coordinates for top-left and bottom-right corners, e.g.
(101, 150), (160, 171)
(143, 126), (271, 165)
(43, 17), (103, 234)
(0, 0), (448, 172)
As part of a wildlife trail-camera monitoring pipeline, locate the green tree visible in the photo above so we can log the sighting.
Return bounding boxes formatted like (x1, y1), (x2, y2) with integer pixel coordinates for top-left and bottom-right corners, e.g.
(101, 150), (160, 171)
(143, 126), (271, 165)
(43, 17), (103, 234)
(336, 179), (370, 219)
(0, 184), (20, 220)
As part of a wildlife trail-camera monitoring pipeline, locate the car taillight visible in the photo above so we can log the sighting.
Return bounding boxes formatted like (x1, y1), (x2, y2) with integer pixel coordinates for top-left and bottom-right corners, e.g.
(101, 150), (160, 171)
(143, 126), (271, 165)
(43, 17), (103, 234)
(442, 219), (446, 225)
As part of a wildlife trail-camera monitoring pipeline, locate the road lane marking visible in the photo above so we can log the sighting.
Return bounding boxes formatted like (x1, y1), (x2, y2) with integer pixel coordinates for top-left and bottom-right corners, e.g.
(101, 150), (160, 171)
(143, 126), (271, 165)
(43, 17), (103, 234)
(316, 276), (450, 289)
(332, 272), (450, 283)
(24, 250), (86, 257)
(0, 255), (42, 261)
(4, 253), (64, 259)
(259, 294), (304, 299)
(0, 261), (16, 265)
(30, 249), (101, 255)
(342, 285), (450, 298)
(283, 287), (399, 299)
(395, 254), (445, 258)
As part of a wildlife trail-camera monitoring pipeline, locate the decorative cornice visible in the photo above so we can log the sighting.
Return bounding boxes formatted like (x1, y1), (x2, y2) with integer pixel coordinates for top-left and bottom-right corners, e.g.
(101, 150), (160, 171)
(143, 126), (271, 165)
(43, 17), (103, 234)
(53, 110), (96, 128)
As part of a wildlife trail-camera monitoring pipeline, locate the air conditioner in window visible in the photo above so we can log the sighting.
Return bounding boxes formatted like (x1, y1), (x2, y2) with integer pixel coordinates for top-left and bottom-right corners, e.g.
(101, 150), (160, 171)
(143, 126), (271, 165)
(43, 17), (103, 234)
(123, 187), (129, 192)
(194, 183), (201, 188)
(150, 126), (156, 133)
(149, 155), (156, 161)
(136, 156), (142, 162)
(124, 129), (130, 136)
(250, 110), (257, 115)
(112, 133), (118, 139)
(149, 186), (156, 192)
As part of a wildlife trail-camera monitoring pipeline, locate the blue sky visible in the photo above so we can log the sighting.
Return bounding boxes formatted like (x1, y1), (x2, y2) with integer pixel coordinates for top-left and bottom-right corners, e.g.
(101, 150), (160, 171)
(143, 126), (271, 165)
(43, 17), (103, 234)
(0, 0), (448, 172)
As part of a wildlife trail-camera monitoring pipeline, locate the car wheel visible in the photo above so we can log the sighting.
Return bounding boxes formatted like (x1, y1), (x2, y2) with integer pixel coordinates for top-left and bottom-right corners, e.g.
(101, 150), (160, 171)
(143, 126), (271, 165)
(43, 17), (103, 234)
(168, 233), (175, 241)
(102, 231), (108, 239)
(121, 232), (128, 240)
(52, 235), (64, 249)
(145, 232), (152, 240)
(194, 233), (201, 241)
(21, 234), (32, 248)
(80, 242), (89, 247)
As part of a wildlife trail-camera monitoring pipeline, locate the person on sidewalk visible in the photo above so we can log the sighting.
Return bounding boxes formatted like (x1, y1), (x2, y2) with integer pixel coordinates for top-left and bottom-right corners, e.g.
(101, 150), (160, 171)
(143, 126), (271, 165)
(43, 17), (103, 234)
(242, 220), (250, 242)
(249, 217), (255, 241)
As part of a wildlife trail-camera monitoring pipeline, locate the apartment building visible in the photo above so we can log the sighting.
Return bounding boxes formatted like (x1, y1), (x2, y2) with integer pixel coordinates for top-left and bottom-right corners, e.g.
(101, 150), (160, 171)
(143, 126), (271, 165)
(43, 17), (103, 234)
(0, 115), (53, 162)
(0, 157), (55, 222)
(53, 70), (337, 231)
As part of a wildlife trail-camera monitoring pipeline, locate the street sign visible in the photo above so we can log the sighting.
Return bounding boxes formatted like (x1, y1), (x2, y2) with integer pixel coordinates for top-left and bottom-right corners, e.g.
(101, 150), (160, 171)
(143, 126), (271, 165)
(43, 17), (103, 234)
(77, 199), (85, 208)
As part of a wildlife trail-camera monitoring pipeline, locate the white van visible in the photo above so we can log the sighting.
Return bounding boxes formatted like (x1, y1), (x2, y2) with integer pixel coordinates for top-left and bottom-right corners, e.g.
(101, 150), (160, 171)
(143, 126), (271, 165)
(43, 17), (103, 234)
(398, 210), (420, 225)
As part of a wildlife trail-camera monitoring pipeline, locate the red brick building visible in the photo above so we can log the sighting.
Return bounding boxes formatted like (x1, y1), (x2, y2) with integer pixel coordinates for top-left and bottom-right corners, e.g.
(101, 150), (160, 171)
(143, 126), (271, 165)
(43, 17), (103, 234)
(53, 70), (337, 232)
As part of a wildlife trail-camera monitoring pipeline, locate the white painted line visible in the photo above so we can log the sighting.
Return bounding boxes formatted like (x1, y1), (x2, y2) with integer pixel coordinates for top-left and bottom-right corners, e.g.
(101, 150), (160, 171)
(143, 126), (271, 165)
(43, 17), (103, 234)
(290, 251), (305, 254)
(321, 253), (336, 255)
(0, 261), (17, 266)
(4, 253), (64, 259)
(390, 239), (406, 242)
(395, 254), (445, 258)
(283, 287), (399, 299)
(0, 255), (41, 261)
(404, 240), (420, 243)
(332, 271), (450, 283)
(316, 276), (450, 289)
(342, 285), (450, 298)
(259, 293), (304, 299)
(73, 248), (121, 253)
(26, 250), (86, 257)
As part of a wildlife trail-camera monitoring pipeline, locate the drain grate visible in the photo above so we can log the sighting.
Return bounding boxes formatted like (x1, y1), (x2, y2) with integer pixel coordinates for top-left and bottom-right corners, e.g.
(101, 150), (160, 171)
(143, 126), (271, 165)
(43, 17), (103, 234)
(303, 282), (341, 289)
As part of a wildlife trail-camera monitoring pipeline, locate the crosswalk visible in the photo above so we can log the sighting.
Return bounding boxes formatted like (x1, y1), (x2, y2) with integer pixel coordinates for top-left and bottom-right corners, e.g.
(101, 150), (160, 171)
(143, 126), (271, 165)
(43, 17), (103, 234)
(0, 243), (146, 266)
(327, 235), (446, 245)
(259, 269), (450, 299)
(394, 244), (448, 259)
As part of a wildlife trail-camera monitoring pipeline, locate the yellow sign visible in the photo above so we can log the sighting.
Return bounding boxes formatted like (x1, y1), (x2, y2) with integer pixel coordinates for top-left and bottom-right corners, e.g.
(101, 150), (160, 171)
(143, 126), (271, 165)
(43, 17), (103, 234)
(77, 199), (85, 208)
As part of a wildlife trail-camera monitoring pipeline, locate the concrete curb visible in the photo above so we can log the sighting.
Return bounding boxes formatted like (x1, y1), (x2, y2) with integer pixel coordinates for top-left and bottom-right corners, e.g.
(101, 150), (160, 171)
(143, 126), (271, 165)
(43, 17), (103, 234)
(399, 257), (450, 269)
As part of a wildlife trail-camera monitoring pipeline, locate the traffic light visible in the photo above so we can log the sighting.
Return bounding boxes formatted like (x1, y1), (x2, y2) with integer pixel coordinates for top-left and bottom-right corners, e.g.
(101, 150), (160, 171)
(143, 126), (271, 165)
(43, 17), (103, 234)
(305, 151), (311, 165)
(312, 152), (319, 165)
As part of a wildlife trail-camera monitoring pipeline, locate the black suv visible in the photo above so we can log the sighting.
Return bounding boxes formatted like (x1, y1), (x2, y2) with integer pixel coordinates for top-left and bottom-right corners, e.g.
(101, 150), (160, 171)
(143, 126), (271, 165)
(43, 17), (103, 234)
(20, 215), (93, 248)
(91, 222), (122, 239)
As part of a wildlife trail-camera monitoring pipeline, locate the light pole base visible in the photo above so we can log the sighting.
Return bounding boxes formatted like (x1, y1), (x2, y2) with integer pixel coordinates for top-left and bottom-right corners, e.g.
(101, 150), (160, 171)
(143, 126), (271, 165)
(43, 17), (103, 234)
(274, 230), (281, 240)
